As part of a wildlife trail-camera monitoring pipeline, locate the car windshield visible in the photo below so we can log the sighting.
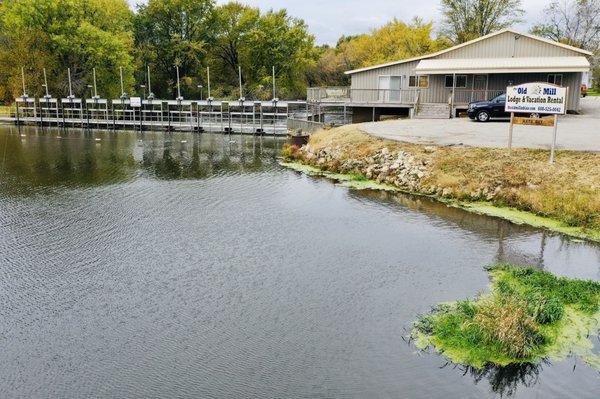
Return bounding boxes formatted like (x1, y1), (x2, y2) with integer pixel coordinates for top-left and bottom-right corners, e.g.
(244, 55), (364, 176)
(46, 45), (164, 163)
(492, 94), (506, 103)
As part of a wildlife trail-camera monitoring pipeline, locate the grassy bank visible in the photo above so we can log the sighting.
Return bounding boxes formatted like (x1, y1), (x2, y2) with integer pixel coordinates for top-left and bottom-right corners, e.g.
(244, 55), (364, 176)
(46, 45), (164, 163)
(412, 264), (600, 370)
(283, 126), (600, 242)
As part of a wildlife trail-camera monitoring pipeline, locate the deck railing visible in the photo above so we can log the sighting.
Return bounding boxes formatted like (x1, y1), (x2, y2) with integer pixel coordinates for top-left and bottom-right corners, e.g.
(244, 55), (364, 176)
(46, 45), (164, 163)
(307, 87), (351, 103)
(453, 89), (505, 104)
(307, 87), (419, 105)
(287, 118), (325, 134)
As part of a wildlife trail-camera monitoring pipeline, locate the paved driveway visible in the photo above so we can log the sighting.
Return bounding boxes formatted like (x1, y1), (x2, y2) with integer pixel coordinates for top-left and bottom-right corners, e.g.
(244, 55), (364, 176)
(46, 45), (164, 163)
(359, 97), (600, 152)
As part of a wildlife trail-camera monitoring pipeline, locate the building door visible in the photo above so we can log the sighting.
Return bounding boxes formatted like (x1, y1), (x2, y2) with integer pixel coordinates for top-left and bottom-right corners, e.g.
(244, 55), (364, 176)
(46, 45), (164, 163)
(378, 76), (402, 102)
(473, 74), (488, 101)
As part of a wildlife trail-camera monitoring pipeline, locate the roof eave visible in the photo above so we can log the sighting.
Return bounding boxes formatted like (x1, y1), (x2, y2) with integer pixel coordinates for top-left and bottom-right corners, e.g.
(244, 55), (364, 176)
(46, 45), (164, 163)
(415, 67), (590, 74)
(344, 28), (593, 75)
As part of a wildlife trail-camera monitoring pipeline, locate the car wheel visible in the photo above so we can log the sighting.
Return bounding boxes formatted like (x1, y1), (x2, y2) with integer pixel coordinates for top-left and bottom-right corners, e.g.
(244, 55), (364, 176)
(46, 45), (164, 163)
(529, 112), (541, 118)
(476, 110), (490, 122)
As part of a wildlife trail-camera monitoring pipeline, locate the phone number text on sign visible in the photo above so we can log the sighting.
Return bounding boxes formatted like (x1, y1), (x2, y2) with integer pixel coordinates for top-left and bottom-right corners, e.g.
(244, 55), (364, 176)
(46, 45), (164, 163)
(505, 82), (567, 115)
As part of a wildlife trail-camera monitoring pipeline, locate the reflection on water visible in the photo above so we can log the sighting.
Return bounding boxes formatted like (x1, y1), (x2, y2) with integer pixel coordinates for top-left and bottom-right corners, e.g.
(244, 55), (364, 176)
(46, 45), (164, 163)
(0, 128), (137, 194)
(0, 126), (282, 193)
(0, 126), (599, 399)
(466, 362), (545, 398)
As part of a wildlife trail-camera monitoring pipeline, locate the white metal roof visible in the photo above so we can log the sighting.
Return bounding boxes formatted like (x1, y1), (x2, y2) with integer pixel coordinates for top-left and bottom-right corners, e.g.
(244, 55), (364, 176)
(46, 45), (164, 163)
(414, 56), (591, 74)
(344, 29), (593, 75)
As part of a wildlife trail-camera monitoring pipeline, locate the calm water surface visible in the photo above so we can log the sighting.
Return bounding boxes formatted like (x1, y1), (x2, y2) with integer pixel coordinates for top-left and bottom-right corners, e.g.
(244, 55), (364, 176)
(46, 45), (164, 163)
(0, 126), (599, 398)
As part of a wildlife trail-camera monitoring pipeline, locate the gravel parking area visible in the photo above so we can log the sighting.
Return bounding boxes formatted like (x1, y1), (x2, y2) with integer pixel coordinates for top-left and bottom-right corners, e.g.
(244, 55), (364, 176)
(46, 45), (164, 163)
(359, 97), (600, 152)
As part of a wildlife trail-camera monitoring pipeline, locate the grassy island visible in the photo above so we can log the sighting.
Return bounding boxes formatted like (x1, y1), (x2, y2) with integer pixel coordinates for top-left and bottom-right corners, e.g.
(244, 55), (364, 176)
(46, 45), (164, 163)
(412, 264), (600, 370)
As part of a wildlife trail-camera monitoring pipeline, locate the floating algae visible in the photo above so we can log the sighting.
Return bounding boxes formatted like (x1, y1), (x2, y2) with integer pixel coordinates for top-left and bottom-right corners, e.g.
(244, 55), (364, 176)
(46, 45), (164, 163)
(412, 264), (600, 371)
(280, 160), (600, 243)
(460, 202), (600, 243)
(279, 161), (399, 192)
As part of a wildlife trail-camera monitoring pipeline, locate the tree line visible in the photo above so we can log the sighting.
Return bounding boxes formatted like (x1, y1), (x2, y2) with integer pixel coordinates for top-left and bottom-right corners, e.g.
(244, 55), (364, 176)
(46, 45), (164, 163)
(0, 0), (598, 103)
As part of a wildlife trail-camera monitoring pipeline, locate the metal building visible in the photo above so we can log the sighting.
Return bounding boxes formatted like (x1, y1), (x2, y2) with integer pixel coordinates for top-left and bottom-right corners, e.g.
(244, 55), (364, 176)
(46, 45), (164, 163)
(308, 29), (592, 120)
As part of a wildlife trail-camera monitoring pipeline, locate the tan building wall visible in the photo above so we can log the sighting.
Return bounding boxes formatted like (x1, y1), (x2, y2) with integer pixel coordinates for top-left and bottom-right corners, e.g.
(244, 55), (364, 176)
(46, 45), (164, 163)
(434, 31), (583, 59)
(348, 31), (587, 111)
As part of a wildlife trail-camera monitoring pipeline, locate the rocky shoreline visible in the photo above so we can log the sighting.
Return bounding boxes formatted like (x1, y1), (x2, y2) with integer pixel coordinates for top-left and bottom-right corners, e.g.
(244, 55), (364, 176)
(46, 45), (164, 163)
(299, 143), (504, 202)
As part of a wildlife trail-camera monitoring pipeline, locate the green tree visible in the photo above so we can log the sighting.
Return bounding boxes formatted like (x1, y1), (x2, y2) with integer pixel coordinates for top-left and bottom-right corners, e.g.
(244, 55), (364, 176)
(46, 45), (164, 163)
(531, 0), (600, 51)
(306, 18), (451, 88)
(440, 0), (525, 43)
(207, 3), (316, 99)
(0, 0), (135, 102)
(305, 45), (350, 88)
(338, 18), (450, 70)
(210, 2), (260, 94)
(532, 0), (600, 89)
(134, 0), (216, 98)
(243, 9), (316, 98)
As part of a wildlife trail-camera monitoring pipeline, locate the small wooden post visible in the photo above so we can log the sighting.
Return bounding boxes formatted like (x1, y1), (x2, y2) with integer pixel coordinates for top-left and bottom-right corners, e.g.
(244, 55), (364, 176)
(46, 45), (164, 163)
(550, 86), (568, 164)
(508, 112), (514, 153)
(550, 114), (558, 164)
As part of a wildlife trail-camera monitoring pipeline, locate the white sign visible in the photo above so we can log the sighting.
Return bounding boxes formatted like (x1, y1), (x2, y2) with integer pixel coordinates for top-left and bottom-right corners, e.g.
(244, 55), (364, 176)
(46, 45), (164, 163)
(505, 82), (567, 115)
(130, 97), (142, 107)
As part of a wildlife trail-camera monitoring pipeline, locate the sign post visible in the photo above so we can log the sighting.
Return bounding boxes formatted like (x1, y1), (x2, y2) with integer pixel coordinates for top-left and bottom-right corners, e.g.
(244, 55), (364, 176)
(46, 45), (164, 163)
(505, 82), (567, 164)
(508, 112), (514, 153)
(550, 114), (558, 163)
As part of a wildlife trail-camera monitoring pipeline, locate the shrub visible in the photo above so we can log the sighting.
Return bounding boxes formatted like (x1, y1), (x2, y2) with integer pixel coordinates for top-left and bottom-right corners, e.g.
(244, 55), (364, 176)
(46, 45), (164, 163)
(281, 144), (300, 160)
(412, 264), (600, 369)
(475, 297), (545, 358)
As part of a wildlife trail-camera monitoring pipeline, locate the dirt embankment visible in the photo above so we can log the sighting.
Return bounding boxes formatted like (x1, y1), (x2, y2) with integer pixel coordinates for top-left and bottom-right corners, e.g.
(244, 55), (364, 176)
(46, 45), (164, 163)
(284, 125), (600, 240)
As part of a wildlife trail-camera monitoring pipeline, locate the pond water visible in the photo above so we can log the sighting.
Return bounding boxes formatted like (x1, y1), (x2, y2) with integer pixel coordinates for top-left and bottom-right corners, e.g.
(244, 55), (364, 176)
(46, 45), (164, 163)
(0, 126), (599, 398)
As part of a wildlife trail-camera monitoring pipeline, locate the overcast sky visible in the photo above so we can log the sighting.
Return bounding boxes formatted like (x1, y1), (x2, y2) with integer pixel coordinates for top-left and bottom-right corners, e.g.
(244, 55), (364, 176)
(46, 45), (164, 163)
(128, 0), (550, 45)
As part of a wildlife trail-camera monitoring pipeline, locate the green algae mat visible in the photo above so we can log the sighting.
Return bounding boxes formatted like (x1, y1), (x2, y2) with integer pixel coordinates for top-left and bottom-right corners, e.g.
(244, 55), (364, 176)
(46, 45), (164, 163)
(412, 264), (600, 370)
(279, 160), (600, 243)
(279, 161), (399, 192)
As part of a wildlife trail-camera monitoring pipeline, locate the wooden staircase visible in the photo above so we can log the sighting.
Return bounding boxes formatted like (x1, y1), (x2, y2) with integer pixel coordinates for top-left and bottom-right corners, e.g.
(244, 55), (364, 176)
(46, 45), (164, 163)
(414, 103), (450, 119)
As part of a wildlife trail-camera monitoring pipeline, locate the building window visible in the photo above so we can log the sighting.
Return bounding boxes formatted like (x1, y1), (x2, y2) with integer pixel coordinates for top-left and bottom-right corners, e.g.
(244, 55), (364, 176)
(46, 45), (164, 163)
(409, 75), (429, 88)
(548, 74), (563, 86)
(445, 75), (467, 88)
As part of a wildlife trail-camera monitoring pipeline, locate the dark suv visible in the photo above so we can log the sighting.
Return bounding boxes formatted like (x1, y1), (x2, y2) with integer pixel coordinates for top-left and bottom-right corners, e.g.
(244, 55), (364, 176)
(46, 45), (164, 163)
(467, 93), (541, 122)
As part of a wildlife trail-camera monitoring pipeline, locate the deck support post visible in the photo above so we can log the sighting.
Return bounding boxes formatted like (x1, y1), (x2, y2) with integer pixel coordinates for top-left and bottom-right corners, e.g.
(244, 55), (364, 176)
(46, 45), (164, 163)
(451, 73), (456, 118)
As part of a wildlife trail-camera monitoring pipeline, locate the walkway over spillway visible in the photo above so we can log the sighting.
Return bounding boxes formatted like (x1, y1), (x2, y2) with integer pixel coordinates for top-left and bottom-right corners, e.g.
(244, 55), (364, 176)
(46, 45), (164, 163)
(2, 97), (310, 135)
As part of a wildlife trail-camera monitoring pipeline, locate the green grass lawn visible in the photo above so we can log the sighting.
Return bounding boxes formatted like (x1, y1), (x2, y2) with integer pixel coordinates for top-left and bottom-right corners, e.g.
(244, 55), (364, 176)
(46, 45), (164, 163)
(586, 88), (600, 96)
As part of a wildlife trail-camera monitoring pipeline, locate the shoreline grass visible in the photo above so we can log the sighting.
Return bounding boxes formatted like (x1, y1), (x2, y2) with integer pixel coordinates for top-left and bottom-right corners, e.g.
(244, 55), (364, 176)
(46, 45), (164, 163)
(282, 126), (600, 242)
(411, 264), (600, 370)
